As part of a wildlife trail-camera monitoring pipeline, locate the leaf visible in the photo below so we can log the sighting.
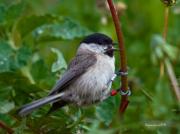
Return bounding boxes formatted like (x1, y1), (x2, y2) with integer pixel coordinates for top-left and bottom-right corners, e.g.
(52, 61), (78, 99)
(151, 35), (165, 62)
(51, 48), (67, 73)
(0, 113), (16, 126)
(30, 59), (55, 88)
(5, 2), (25, 24)
(33, 18), (91, 42)
(95, 97), (117, 126)
(16, 46), (32, 66)
(0, 41), (13, 72)
(16, 14), (63, 38)
(0, 72), (42, 94)
(0, 84), (13, 99)
(0, 2), (25, 26)
(162, 44), (178, 61)
(0, 41), (32, 73)
(0, 100), (15, 114)
(14, 119), (27, 134)
(150, 34), (178, 64)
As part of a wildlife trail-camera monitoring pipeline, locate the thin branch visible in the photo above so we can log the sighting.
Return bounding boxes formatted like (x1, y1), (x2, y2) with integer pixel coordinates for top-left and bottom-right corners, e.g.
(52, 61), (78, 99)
(107, 0), (129, 116)
(0, 120), (14, 134)
(163, 7), (169, 40)
(160, 4), (180, 102)
(160, 6), (169, 77)
(165, 59), (180, 101)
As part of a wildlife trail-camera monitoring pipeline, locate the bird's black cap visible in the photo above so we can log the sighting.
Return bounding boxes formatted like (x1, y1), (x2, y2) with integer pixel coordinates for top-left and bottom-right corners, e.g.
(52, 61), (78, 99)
(81, 33), (113, 46)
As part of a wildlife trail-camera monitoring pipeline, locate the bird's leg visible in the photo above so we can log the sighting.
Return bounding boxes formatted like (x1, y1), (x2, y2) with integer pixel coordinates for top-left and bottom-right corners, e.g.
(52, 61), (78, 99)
(110, 87), (131, 96)
(103, 70), (130, 100)
(107, 69), (128, 86)
(115, 69), (128, 77)
(108, 70), (130, 97)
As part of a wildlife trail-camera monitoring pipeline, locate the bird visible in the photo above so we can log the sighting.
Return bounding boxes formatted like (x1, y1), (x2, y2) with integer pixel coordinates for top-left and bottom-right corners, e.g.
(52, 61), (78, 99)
(18, 33), (118, 116)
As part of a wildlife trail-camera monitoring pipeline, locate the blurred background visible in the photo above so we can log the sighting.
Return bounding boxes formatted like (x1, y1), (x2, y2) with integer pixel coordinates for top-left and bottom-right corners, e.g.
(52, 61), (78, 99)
(0, 0), (180, 133)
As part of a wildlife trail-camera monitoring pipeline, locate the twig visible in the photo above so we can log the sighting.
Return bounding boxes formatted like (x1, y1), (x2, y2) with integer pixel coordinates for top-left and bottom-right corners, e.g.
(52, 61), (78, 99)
(0, 120), (14, 134)
(160, 6), (169, 77)
(160, 2), (180, 102)
(165, 59), (180, 101)
(107, 0), (129, 116)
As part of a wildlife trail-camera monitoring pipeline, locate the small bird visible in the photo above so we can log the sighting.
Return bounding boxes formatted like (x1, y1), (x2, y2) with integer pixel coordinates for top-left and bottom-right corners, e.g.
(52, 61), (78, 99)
(18, 33), (118, 116)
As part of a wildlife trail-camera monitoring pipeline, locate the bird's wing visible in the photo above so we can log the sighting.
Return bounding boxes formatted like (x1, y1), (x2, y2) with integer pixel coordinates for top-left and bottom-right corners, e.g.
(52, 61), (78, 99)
(48, 53), (97, 96)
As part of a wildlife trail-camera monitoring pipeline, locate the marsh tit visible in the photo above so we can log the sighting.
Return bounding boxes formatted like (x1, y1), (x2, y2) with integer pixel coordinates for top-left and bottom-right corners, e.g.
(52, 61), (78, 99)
(18, 33), (119, 116)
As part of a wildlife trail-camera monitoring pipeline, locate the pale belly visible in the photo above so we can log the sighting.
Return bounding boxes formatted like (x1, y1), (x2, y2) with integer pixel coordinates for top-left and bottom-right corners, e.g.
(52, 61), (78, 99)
(65, 55), (115, 106)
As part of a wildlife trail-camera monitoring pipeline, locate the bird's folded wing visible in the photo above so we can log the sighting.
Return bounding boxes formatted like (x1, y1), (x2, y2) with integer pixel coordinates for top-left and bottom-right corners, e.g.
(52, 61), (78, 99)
(48, 53), (97, 96)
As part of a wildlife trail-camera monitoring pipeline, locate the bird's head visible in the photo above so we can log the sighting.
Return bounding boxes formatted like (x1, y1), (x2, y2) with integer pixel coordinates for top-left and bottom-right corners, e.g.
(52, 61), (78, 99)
(78, 33), (118, 57)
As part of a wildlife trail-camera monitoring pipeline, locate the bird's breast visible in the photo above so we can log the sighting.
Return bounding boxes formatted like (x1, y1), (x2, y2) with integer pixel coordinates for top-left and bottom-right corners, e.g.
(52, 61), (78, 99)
(67, 54), (115, 105)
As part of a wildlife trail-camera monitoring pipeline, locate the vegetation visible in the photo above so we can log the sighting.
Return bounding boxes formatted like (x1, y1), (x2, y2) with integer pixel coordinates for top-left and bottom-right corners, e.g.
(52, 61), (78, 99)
(0, 0), (180, 133)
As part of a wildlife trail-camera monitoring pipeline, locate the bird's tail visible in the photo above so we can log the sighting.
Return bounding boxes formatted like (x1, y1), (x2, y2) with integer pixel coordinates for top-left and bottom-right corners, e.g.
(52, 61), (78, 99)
(18, 93), (64, 117)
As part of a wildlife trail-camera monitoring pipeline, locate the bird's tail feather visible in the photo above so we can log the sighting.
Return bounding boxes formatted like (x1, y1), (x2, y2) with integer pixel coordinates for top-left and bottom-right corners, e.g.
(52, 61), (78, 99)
(18, 93), (64, 117)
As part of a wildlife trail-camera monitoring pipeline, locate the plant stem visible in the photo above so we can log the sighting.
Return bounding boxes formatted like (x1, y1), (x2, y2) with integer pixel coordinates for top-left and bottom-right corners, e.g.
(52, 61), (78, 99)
(107, 0), (129, 116)
(163, 7), (169, 40)
(160, 6), (169, 77)
(165, 59), (180, 101)
(161, 5), (180, 102)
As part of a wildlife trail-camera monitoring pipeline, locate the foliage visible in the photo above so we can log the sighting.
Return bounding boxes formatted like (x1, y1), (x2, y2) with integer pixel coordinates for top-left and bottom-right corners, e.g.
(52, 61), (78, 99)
(0, 0), (180, 133)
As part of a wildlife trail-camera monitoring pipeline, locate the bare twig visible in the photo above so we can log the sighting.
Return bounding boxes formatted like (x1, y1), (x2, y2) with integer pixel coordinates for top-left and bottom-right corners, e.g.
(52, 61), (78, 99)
(163, 7), (169, 40)
(0, 120), (14, 134)
(160, 6), (169, 77)
(107, 0), (129, 116)
(160, 2), (180, 102)
(165, 60), (180, 101)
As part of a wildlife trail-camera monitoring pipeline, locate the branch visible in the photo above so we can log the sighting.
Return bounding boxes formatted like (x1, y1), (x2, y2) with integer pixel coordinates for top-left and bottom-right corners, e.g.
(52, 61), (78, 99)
(163, 7), (169, 40)
(160, 1), (180, 101)
(107, 0), (129, 116)
(165, 60), (180, 101)
(160, 6), (169, 77)
(0, 120), (14, 134)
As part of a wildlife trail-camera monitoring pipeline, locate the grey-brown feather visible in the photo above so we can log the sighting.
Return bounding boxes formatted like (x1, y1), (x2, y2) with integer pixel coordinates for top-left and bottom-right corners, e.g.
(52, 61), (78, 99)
(61, 51), (115, 106)
(48, 51), (97, 96)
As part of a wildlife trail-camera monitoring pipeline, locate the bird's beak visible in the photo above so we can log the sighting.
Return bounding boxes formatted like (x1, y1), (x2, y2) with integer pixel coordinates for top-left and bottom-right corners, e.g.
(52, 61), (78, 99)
(105, 47), (119, 53)
(112, 42), (119, 52)
(111, 47), (119, 51)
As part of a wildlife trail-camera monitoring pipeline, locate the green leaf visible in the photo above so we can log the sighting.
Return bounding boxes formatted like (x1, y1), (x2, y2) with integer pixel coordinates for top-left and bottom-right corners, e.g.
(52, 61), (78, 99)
(151, 35), (165, 60)
(162, 44), (178, 61)
(16, 14), (63, 38)
(151, 34), (178, 63)
(0, 100), (15, 114)
(0, 113), (16, 126)
(5, 2), (25, 24)
(16, 46), (32, 66)
(31, 59), (49, 80)
(51, 48), (67, 73)
(96, 98), (117, 126)
(0, 42), (32, 72)
(33, 18), (91, 42)
(30, 59), (55, 88)
(14, 119), (27, 134)
(0, 41), (13, 72)
(0, 84), (13, 99)
(0, 72), (42, 95)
